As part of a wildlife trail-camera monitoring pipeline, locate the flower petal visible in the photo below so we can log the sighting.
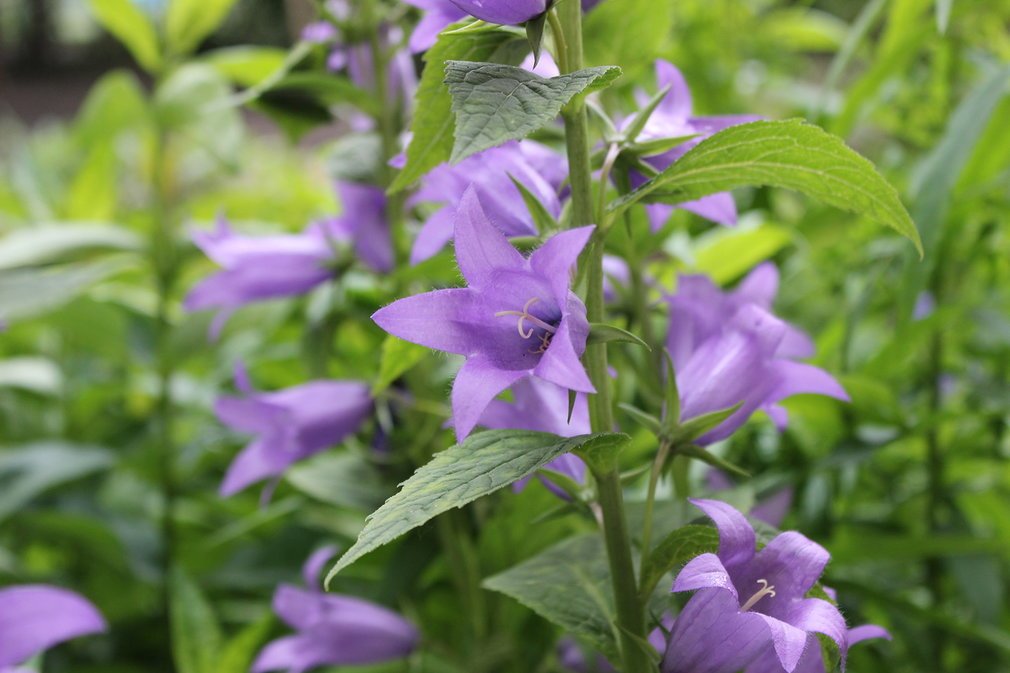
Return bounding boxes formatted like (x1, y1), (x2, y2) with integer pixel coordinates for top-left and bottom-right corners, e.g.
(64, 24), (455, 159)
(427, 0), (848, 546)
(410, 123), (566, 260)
(662, 588), (769, 673)
(672, 553), (738, 599)
(680, 192), (738, 227)
(453, 186), (525, 288)
(302, 546), (340, 590)
(533, 318), (595, 394)
(529, 226), (595, 303)
(410, 206), (456, 265)
(372, 288), (480, 356)
(220, 436), (293, 497)
(451, 356), (528, 440)
(689, 498), (756, 570)
(768, 361), (849, 404)
(752, 613), (811, 673)
(745, 531), (830, 603)
(735, 263), (779, 308)
(0, 585), (106, 668)
(787, 598), (847, 654)
(654, 60), (693, 121)
(847, 624), (891, 646)
(447, 0), (548, 24)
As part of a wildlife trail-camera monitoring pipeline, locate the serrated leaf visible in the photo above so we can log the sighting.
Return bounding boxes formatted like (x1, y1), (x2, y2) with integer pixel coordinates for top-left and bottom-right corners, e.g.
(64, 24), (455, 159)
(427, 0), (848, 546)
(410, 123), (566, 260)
(638, 525), (719, 599)
(170, 567), (223, 673)
(326, 431), (628, 581)
(484, 534), (621, 659)
(445, 61), (622, 162)
(390, 24), (526, 192)
(609, 119), (921, 255)
(88, 0), (162, 73)
(166, 0), (239, 56)
(372, 335), (430, 395)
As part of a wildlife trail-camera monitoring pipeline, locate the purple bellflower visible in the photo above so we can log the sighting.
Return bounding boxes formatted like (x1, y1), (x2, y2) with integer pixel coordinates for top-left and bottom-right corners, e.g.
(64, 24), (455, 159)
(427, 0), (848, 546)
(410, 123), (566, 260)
(662, 499), (847, 673)
(667, 263), (848, 444)
(628, 61), (761, 231)
(403, 0), (467, 52)
(0, 584), (106, 671)
(742, 623), (891, 673)
(185, 216), (337, 339)
(477, 377), (590, 497)
(706, 470), (794, 529)
(445, 0), (599, 26)
(321, 181), (394, 273)
(253, 547), (418, 673)
(216, 364), (372, 497)
(409, 141), (566, 264)
(373, 187), (595, 440)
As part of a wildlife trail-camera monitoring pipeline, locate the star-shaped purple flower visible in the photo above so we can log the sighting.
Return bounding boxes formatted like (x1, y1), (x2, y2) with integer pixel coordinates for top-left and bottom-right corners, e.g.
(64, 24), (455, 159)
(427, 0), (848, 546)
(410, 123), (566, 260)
(409, 141), (567, 264)
(0, 584), (106, 671)
(628, 60), (761, 231)
(662, 499), (847, 673)
(667, 263), (848, 444)
(373, 187), (595, 440)
(216, 364), (372, 497)
(253, 547), (419, 673)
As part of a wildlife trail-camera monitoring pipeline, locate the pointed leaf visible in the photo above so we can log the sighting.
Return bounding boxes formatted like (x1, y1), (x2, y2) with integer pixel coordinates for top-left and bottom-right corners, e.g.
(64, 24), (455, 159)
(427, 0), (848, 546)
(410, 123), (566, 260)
(638, 525), (719, 599)
(587, 323), (650, 350)
(88, 0), (162, 73)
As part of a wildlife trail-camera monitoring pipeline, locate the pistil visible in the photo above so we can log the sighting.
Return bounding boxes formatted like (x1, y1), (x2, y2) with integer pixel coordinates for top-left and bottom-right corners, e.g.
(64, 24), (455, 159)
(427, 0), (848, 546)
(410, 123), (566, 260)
(740, 579), (777, 612)
(495, 297), (558, 339)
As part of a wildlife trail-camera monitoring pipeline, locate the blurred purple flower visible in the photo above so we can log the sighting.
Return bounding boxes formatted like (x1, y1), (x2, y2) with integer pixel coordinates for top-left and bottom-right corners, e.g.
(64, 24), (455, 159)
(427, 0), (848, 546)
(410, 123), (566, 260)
(913, 291), (936, 320)
(477, 377), (590, 497)
(663, 499), (847, 673)
(373, 187), (595, 440)
(627, 61), (761, 231)
(320, 181), (394, 273)
(403, 0), (467, 52)
(216, 364), (372, 497)
(0, 585), (106, 670)
(409, 141), (566, 264)
(667, 263), (848, 444)
(185, 216), (337, 339)
(301, 21), (338, 44)
(706, 470), (794, 529)
(253, 547), (418, 673)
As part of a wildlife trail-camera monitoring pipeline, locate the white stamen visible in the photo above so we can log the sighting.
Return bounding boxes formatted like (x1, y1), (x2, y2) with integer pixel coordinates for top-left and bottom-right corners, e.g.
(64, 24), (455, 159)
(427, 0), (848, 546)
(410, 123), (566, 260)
(494, 297), (557, 340)
(740, 579), (776, 612)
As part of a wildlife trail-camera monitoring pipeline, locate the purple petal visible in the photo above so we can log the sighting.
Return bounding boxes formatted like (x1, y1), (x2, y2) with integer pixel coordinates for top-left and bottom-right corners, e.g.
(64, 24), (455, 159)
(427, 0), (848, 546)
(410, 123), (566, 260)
(410, 206), (456, 265)
(302, 546), (339, 590)
(672, 553), (738, 599)
(0, 585), (106, 668)
(273, 585), (321, 632)
(679, 192), (738, 227)
(220, 437), (293, 497)
(767, 361), (849, 405)
(533, 318), (595, 394)
(372, 288), (481, 355)
(451, 357), (528, 440)
(654, 60), (693, 122)
(847, 624), (891, 646)
(787, 598), (847, 653)
(447, 0), (548, 24)
(735, 263), (779, 308)
(751, 487), (793, 528)
(662, 589), (769, 673)
(742, 531), (829, 604)
(529, 226), (595, 303)
(453, 187), (526, 288)
(751, 614), (810, 673)
(689, 499), (756, 571)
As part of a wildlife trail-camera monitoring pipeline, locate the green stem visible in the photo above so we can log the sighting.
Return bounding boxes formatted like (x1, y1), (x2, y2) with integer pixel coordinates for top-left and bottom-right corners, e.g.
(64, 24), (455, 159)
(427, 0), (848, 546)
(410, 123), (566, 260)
(639, 441), (671, 575)
(556, 3), (648, 671)
(436, 512), (487, 657)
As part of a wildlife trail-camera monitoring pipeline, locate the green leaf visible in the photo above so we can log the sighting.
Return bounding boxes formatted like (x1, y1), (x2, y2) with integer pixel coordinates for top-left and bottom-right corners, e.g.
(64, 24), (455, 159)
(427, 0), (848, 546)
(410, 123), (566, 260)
(935, 0), (953, 34)
(215, 613), (274, 673)
(446, 61), (622, 162)
(0, 259), (134, 321)
(484, 534), (621, 659)
(329, 133), (384, 183)
(587, 323), (650, 350)
(672, 403), (743, 444)
(0, 442), (114, 522)
(509, 175), (560, 232)
(0, 224), (140, 270)
(170, 567), (223, 673)
(326, 431), (628, 581)
(203, 46), (290, 87)
(88, 0), (162, 74)
(390, 24), (526, 192)
(0, 357), (61, 395)
(525, 12), (548, 66)
(691, 223), (792, 285)
(609, 119), (922, 255)
(679, 444), (750, 479)
(583, 0), (673, 76)
(638, 525), (718, 599)
(166, 0), (238, 56)
(618, 403), (663, 436)
(286, 452), (388, 511)
(372, 335), (431, 395)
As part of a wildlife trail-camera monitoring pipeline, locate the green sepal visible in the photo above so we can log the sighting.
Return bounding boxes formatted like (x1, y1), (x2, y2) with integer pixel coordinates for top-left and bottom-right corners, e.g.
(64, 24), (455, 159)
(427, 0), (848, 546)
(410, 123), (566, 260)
(620, 84), (671, 142)
(587, 323), (651, 350)
(670, 402), (743, 445)
(509, 174), (560, 232)
(678, 443), (750, 478)
(617, 403), (663, 436)
(525, 11), (548, 66)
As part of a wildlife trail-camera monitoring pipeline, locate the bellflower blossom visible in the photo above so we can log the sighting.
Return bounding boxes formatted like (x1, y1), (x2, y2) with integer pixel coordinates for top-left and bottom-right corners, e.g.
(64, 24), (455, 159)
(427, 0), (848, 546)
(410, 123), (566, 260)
(216, 364), (372, 496)
(409, 140), (566, 264)
(662, 499), (847, 673)
(373, 187), (595, 440)
(477, 377), (590, 497)
(440, 0), (601, 26)
(628, 61), (761, 231)
(321, 181), (394, 273)
(253, 547), (419, 673)
(0, 584), (106, 671)
(743, 623), (891, 673)
(667, 263), (848, 444)
(185, 217), (338, 338)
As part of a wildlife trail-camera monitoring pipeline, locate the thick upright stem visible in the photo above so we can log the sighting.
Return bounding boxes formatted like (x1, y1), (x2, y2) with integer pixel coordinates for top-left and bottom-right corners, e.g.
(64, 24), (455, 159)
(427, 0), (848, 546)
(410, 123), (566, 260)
(556, 3), (649, 671)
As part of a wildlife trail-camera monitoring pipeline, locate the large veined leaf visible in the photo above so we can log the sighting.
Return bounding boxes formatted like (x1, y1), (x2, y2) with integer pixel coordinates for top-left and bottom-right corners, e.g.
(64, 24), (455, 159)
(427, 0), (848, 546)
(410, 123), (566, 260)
(88, 0), (162, 74)
(389, 24), (527, 192)
(325, 431), (629, 582)
(609, 119), (921, 254)
(170, 567), (223, 673)
(445, 61), (621, 162)
(0, 443), (114, 522)
(484, 534), (622, 659)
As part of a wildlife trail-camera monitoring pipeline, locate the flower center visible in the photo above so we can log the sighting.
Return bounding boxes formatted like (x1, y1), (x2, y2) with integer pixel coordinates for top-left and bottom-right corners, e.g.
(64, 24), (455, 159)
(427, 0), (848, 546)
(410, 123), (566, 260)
(740, 579), (777, 612)
(495, 297), (558, 341)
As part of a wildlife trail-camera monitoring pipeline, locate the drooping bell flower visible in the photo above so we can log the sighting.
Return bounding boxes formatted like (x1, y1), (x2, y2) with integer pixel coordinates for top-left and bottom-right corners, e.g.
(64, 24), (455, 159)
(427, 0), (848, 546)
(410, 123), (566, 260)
(662, 499), (847, 673)
(253, 547), (419, 673)
(445, 0), (600, 26)
(0, 585), (106, 670)
(403, 0), (467, 52)
(626, 61), (761, 231)
(185, 216), (337, 339)
(320, 181), (394, 273)
(409, 141), (566, 264)
(477, 377), (590, 497)
(374, 187), (595, 440)
(216, 363), (372, 497)
(667, 263), (848, 444)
